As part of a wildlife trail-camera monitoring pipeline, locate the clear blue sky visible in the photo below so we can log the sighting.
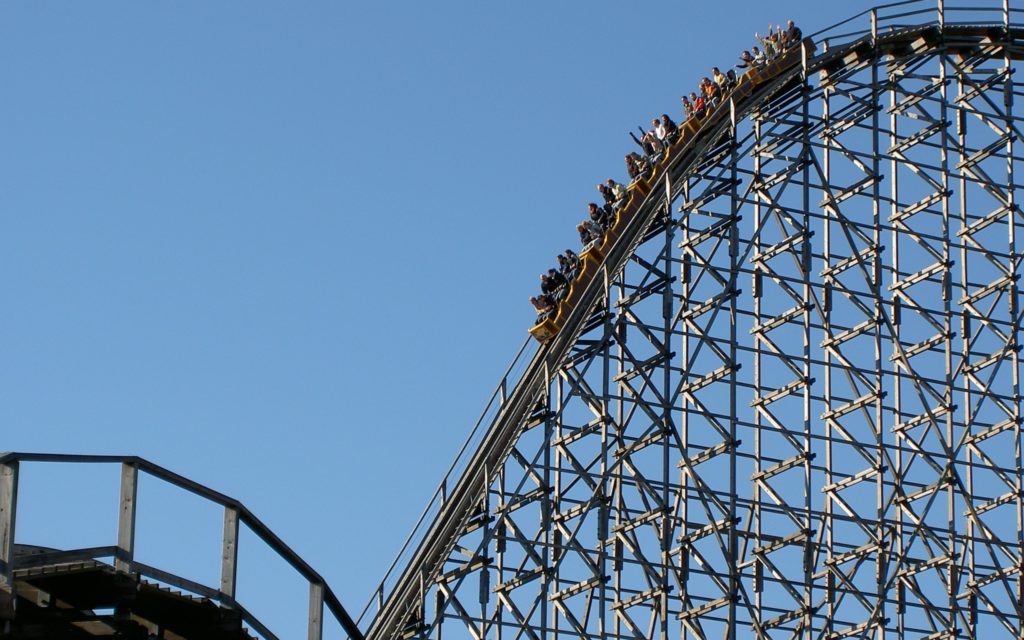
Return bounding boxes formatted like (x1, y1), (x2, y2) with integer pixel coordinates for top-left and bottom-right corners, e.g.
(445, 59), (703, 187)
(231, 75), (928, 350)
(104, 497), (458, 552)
(1, 1), (879, 636)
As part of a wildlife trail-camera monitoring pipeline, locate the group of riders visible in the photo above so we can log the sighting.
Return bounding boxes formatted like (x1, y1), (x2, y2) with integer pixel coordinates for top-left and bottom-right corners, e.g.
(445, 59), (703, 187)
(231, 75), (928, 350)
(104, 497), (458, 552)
(530, 21), (803, 323)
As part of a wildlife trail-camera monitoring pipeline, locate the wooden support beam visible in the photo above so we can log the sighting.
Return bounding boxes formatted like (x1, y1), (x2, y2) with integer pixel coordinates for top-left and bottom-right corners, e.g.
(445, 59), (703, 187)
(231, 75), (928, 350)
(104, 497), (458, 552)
(308, 582), (324, 640)
(115, 463), (137, 573)
(221, 506), (239, 601)
(0, 461), (18, 613)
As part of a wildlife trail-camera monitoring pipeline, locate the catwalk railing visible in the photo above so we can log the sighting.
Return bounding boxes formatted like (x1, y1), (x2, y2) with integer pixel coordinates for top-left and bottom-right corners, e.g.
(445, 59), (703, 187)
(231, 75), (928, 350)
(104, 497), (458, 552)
(808, 0), (1024, 50)
(355, 336), (538, 627)
(0, 452), (363, 640)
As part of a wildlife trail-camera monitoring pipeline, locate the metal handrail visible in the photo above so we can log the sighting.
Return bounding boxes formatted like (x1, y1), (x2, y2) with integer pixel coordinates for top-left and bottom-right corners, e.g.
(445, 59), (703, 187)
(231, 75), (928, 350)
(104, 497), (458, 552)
(811, 0), (1021, 51)
(0, 452), (363, 640)
(808, 0), (924, 39)
(355, 335), (537, 625)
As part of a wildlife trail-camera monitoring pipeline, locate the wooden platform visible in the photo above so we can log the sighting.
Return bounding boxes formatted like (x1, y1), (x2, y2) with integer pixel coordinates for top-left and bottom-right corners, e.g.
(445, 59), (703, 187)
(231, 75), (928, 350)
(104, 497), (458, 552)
(3, 545), (254, 640)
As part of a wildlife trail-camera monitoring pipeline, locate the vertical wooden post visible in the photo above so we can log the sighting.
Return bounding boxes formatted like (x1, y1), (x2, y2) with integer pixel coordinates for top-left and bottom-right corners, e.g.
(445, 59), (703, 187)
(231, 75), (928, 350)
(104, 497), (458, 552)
(0, 461), (17, 622)
(220, 507), (239, 601)
(0, 462), (18, 592)
(307, 582), (324, 640)
(115, 463), (137, 573)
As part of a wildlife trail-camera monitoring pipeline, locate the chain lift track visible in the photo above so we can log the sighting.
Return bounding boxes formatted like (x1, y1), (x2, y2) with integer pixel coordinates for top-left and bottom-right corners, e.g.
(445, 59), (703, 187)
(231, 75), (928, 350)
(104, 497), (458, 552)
(368, 3), (1024, 638)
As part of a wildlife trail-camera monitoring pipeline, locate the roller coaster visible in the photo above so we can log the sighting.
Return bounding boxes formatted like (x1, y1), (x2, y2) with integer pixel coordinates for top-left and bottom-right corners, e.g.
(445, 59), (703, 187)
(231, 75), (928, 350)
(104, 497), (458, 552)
(360, 1), (1024, 638)
(6, 1), (1024, 639)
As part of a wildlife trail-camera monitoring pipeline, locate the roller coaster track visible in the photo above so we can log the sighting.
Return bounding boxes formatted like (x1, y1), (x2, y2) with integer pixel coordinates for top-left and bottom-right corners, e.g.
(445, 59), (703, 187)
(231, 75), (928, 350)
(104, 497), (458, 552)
(367, 3), (1024, 638)
(366, 62), (809, 640)
(367, 45), (809, 640)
